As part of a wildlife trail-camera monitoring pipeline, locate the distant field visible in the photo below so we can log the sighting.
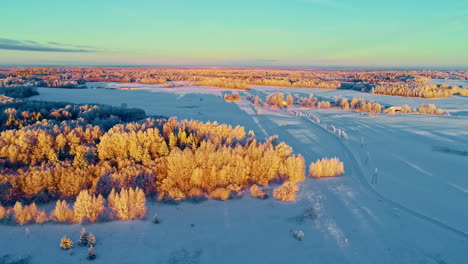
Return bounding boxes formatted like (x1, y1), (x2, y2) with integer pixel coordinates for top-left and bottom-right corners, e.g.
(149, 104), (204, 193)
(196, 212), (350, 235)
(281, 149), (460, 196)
(428, 78), (468, 88)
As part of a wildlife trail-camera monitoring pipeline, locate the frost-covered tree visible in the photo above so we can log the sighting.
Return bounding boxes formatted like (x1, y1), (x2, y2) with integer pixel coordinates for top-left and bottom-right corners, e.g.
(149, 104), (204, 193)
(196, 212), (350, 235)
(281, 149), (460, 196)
(293, 230), (304, 241)
(60, 236), (74, 250)
(73, 190), (104, 223)
(108, 188), (147, 220)
(249, 185), (268, 199)
(12, 202), (47, 225)
(153, 213), (160, 224)
(88, 233), (96, 246)
(272, 182), (298, 202)
(78, 228), (88, 246)
(309, 157), (345, 178)
(50, 200), (74, 222)
(88, 245), (96, 260)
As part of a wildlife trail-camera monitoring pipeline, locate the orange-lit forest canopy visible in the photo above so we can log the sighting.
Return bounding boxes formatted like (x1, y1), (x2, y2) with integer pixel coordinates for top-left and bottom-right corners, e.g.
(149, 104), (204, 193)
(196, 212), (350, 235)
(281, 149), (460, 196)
(0, 96), (305, 205)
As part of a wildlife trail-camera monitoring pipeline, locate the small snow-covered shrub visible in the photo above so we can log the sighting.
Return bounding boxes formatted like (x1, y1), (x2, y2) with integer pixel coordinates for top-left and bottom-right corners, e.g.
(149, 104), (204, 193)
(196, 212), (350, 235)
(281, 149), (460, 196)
(210, 188), (231, 200)
(224, 93), (241, 102)
(250, 184), (268, 199)
(60, 236), (74, 250)
(273, 182), (298, 202)
(309, 157), (344, 178)
(317, 101), (331, 108)
(266, 93), (286, 107)
(417, 104), (437, 114)
(384, 108), (395, 115)
(401, 105), (412, 113)
(293, 230), (304, 241)
(417, 104), (446, 115)
(153, 213), (160, 224)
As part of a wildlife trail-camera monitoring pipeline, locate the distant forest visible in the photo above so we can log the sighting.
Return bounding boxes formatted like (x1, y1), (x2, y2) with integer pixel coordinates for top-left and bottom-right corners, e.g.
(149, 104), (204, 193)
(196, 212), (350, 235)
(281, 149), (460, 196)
(1, 67), (467, 97)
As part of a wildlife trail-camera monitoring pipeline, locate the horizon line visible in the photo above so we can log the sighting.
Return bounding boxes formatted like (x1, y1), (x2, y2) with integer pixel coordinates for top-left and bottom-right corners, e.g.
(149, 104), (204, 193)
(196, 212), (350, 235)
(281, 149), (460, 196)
(1, 64), (467, 71)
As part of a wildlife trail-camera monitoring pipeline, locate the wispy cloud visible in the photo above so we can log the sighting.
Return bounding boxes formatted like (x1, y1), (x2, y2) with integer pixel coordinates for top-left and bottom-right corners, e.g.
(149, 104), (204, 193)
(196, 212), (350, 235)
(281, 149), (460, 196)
(0, 38), (95, 53)
(47, 41), (95, 49)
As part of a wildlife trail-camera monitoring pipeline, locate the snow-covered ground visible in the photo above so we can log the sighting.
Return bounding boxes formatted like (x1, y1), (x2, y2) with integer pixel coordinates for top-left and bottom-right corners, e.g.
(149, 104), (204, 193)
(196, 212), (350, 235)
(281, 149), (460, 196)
(428, 78), (468, 88)
(2, 83), (467, 264)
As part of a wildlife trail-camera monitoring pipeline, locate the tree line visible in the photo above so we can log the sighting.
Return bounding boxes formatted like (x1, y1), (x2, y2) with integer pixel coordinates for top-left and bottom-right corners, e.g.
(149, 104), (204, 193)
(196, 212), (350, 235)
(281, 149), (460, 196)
(247, 93), (448, 116)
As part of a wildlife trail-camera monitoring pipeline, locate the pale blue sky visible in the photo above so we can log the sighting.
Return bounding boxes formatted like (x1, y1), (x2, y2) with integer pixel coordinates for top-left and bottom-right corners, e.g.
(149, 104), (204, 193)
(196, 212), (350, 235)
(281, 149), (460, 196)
(0, 0), (467, 66)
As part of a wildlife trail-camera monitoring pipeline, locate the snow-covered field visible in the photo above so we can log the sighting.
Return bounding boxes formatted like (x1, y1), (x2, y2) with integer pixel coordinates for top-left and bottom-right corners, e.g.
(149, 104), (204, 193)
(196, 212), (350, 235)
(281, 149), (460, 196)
(2, 82), (467, 264)
(428, 78), (468, 88)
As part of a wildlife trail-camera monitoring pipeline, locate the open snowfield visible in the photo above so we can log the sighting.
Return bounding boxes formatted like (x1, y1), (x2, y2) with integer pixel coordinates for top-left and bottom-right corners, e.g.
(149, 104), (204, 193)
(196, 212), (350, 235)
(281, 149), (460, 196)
(2, 82), (467, 264)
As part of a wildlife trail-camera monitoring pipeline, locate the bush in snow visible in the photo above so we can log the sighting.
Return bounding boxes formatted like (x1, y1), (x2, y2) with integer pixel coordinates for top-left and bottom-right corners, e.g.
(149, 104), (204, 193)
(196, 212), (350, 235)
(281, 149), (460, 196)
(249, 184), (268, 199)
(209, 188), (232, 200)
(309, 157), (345, 178)
(266, 93), (287, 108)
(60, 236), (74, 250)
(417, 104), (446, 115)
(223, 93), (241, 102)
(384, 107), (396, 115)
(273, 182), (298, 202)
(317, 101), (331, 108)
(293, 230), (304, 241)
(401, 105), (412, 113)
(153, 213), (160, 224)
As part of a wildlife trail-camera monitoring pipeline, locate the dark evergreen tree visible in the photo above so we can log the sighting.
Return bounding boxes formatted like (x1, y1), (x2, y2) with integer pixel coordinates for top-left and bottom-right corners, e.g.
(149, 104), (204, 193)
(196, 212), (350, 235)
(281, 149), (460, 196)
(88, 245), (96, 260)
(153, 213), (160, 224)
(78, 228), (88, 246)
(88, 233), (96, 246)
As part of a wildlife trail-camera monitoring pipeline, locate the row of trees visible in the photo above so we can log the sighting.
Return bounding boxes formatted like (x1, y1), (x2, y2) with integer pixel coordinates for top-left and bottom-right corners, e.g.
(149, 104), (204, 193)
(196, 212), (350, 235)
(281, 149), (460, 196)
(248, 92), (447, 116)
(195, 78), (252, 90)
(372, 83), (468, 98)
(0, 99), (146, 131)
(0, 85), (39, 98)
(0, 188), (146, 224)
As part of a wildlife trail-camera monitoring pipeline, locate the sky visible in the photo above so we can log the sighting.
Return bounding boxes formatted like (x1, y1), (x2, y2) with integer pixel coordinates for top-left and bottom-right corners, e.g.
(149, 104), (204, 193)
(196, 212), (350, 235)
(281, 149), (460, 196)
(0, 0), (467, 67)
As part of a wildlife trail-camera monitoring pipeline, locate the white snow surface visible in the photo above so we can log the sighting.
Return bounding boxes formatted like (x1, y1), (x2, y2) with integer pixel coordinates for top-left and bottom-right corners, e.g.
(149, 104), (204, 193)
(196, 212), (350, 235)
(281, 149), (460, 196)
(2, 82), (467, 264)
